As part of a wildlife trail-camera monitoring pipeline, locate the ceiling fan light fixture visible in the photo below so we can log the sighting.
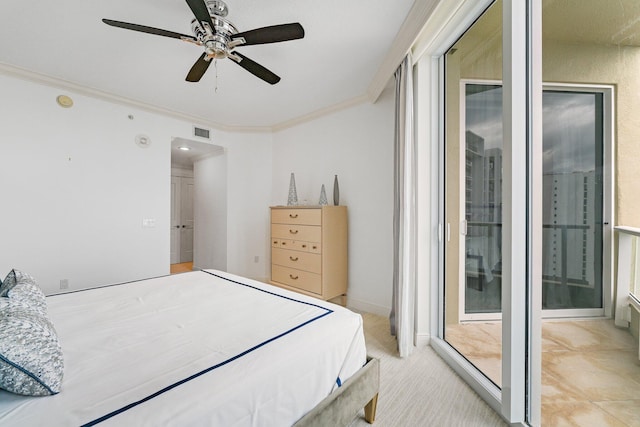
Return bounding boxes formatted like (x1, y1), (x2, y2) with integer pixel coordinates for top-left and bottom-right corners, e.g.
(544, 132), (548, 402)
(205, 0), (229, 18)
(191, 17), (237, 60)
(178, 146), (191, 151)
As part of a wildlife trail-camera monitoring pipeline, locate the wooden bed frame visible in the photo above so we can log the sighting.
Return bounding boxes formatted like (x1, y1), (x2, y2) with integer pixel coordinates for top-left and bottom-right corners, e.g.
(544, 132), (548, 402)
(294, 356), (380, 426)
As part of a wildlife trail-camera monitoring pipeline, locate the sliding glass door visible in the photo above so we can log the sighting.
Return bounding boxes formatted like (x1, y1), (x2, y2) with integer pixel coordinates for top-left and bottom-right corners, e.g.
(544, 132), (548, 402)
(458, 86), (606, 319)
(419, 0), (632, 424)
(461, 83), (503, 319)
(442, 0), (505, 391)
(541, 89), (604, 313)
(426, 0), (537, 423)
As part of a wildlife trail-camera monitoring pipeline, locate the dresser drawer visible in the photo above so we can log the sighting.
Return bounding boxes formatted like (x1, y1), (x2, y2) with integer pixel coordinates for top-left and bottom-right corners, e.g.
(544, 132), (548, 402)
(271, 224), (321, 242)
(272, 265), (322, 294)
(272, 248), (321, 273)
(271, 208), (321, 225)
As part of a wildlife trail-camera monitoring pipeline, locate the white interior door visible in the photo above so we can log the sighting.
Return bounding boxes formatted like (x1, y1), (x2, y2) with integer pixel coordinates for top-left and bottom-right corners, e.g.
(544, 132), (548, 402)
(170, 176), (194, 264)
(180, 177), (194, 263)
(170, 176), (180, 264)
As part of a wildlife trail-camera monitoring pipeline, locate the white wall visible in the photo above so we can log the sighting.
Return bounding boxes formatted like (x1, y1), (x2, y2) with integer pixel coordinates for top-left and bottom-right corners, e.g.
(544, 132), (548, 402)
(0, 72), (392, 307)
(0, 76), (174, 294)
(193, 153), (227, 272)
(0, 74), (273, 293)
(223, 132), (273, 281)
(272, 87), (396, 315)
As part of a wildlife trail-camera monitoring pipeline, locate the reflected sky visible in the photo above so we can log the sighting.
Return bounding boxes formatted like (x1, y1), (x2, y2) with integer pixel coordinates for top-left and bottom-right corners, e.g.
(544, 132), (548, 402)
(466, 85), (503, 150)
(543, 91), (597, 174)
(465, 84), (600, 174)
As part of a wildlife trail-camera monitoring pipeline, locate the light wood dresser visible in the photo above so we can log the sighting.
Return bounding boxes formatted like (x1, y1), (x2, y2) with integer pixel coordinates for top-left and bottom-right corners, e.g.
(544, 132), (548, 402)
(270, 205), (348, 301)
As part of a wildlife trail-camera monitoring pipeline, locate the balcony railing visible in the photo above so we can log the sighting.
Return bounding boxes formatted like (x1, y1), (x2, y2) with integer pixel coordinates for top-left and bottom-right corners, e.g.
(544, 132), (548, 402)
(466, 222), (592, 287)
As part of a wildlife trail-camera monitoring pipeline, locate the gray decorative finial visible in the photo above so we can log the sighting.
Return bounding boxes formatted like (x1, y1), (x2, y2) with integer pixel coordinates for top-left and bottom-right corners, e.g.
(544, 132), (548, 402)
(318, 184), (328, 205)
(287, 173), (298, 206)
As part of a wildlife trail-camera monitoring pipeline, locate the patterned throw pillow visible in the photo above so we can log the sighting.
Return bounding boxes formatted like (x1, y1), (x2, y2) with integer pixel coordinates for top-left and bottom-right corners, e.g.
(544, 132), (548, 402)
(0, 270), (47, 316)
(0, 305), (64, 396)
(7, 282), (47, 317)
(0, 269), (38, 296)
(0, 270), (63, 396)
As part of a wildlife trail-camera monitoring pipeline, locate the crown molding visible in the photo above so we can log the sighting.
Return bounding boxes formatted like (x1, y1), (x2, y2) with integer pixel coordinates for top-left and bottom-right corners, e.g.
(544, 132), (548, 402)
(366, 0), (440, 103)
(1, 62), (376, 134)
(0, 62), (274, 134)
(270, 94), (370, 132)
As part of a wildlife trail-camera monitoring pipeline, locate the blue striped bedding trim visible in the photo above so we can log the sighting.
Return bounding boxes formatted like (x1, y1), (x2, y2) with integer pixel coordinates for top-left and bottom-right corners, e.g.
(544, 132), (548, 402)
(82, 271), (333, 426)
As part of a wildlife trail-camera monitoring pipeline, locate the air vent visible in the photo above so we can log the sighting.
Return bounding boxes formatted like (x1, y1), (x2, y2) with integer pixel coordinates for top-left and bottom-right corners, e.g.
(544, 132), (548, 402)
(193, 126), (211, 140)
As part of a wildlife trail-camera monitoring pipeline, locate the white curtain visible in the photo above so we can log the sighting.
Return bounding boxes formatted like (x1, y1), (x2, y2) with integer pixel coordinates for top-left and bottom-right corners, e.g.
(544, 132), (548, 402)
(389, 53), (416, 358)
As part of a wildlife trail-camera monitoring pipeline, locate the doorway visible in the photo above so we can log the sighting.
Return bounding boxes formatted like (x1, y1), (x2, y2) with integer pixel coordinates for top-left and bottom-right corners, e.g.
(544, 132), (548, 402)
(170, 137), (226, 273)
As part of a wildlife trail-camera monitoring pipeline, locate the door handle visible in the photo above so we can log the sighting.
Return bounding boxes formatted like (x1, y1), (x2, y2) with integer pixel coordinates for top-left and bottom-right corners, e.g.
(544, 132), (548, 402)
(175, 225), (180, 229)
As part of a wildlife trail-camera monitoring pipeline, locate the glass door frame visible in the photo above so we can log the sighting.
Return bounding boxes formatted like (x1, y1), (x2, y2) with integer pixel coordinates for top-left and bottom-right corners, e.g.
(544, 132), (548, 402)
(539, 83), (615, 319)
(456, 81), (614, 321)
(457, 79), (504, 323)
(414, 0), (542, 424)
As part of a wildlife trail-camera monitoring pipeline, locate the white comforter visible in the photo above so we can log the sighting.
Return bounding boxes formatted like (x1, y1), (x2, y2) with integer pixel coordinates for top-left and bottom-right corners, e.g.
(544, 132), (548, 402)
(0, 270), (366, 426)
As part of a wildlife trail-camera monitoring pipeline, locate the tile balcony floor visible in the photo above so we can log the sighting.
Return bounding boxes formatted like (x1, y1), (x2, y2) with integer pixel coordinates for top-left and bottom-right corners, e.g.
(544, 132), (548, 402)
(446, 319), (640, 426)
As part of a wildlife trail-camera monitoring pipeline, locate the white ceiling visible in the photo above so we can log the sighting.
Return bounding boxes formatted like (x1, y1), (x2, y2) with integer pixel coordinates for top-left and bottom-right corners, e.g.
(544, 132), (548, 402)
(0, 0), (418, 130)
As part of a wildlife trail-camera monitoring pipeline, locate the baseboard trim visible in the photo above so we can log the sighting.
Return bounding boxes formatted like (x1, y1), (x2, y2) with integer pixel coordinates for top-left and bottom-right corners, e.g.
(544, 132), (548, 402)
(347, 298), (390, 317)
(415, 333), (431, 347)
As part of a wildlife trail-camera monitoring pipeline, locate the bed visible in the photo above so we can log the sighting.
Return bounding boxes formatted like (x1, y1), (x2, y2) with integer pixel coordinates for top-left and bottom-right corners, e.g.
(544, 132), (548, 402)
(0, 269), (378, 426)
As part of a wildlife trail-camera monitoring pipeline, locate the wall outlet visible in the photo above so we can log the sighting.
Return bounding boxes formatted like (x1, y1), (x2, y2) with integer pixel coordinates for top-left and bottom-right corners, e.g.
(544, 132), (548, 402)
(60, 279), (69, 290)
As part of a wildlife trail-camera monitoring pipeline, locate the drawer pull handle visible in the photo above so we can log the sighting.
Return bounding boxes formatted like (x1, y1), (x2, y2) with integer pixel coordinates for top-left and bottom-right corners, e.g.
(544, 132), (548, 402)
(290, 256), (299, 261)
(312, 245), (318, 249)
(302, 244), (307, 248)
(289, 214), (299, 218)
(282, 242), (287, 246)
(289, 229), (299, 234)
(273, 241), (278, 245)
(289, 274), (299, 280)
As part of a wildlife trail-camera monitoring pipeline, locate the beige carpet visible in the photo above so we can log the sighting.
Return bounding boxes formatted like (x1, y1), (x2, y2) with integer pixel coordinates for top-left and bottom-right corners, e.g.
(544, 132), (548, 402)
(349, 312), (506, 426)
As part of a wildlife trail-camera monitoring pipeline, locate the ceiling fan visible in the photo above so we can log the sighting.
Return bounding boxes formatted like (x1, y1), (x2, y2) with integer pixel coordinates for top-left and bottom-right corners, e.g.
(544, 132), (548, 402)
(102, 0), (304, 85)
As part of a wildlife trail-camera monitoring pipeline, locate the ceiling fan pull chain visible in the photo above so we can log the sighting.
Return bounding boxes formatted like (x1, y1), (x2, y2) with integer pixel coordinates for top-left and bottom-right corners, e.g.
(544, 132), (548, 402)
(214, 59), (218, 93)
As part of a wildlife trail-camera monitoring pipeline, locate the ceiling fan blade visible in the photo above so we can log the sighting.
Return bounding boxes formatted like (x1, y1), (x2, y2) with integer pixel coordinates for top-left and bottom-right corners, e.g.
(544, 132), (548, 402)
(232, 23), (304, 46)
(185, 0), (216, 32)
(186, 53), (212, 82)
(230, 52), (280, 85)
(102, 19), (196, 41)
